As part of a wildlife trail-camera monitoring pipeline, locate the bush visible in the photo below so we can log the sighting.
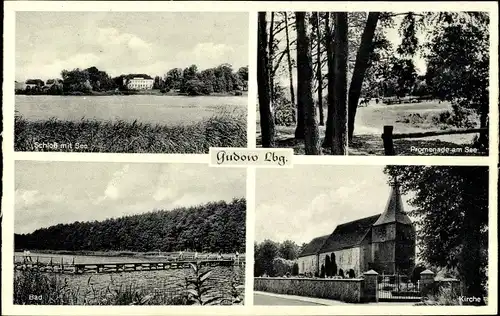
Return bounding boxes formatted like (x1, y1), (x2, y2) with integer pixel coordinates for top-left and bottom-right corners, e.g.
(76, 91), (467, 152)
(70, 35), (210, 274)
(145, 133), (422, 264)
(185, 79), (212, 96)
(291, 262), (299, 276)
(410, 265), (427, 284)
(274, 101), (296, 126)
(272, 257), (294, 277)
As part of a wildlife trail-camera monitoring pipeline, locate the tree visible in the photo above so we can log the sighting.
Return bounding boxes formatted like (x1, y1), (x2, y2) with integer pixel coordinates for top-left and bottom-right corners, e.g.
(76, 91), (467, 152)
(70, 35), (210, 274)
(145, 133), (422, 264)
(384, 166), (488, 305)
(314, 12), (325, 126)
(332, 12), (348, 155)
(330, 252), (337, 276)
(322, 12), (335, 149)
(279, 240), (300, 260)
(347, 12), (380, 142)
(284, 12), (296, 121)
(254, 239), (279, 276)
(257, 12), (276, 148)
(295, 12), (320, 154)
(425, 14), (489, 149)
(325, 254), (331, 277)
(237, 66), (249, 91)
(164, 68), (183, 91)
(61, 68), (92, 93)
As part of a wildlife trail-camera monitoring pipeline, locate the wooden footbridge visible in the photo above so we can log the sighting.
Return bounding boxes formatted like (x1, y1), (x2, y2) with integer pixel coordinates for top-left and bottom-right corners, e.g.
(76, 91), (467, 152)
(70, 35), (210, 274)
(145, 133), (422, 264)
(14, 255), (245, 275)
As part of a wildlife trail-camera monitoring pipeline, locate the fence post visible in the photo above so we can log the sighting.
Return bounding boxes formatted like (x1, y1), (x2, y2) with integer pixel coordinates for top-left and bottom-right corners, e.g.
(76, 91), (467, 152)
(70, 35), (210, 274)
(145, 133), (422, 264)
(363, 270), (379, 302)
(382, 125), (395, 156)
(420, 269), (435, 297)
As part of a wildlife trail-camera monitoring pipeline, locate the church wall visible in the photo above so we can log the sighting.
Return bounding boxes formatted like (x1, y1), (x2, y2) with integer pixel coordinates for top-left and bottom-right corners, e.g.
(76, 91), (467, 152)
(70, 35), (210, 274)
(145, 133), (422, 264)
(297, 254), (318, 276)
(319, 247), (362, 278)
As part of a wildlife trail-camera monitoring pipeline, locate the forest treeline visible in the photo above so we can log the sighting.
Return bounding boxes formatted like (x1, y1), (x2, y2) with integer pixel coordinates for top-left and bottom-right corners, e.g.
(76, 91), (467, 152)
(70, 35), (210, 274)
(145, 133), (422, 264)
(15, 199), (246, 253)
(16, 64), (248, 96)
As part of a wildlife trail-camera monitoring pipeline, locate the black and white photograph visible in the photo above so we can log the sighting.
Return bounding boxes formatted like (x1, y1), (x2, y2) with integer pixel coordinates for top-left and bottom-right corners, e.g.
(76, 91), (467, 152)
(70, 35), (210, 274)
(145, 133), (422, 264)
(254, 165), (488, 306)
(256, 12), (490, 156)
(14, 12), (248, 153)
(14, 161), (246, 305)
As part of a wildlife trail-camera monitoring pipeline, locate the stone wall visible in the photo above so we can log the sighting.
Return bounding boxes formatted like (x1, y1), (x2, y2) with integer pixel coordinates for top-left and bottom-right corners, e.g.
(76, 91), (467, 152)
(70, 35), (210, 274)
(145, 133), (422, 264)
(254, 277), (364, 303)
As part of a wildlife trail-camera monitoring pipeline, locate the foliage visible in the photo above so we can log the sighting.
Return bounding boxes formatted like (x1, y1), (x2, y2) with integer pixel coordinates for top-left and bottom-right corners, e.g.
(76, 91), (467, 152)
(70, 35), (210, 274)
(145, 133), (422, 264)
(165, 64), (247, 94)
(278, 240), (301, 260)
(410, 264), (427, 284)
(272, 257), (294, 277)
(61, 67), (116, 93)
(14, 108), (246, 154)
(330, 252), (338, 276)
(325, 255), (331, 277)
(184, 262), (221, 305)
(292, 262), (299, 276)
(15, 198), (246, 254)
(273, 84), (296, 126)
(254, 239), (301, 277)
(185, 79), (212, 96)
(254, 240), (279, 277)
(384, 166), (488, 304)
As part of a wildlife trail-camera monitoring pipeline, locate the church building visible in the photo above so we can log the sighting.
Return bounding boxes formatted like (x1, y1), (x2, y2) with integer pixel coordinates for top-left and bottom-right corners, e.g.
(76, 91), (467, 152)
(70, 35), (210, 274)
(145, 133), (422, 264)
(297, 181), (416, 277)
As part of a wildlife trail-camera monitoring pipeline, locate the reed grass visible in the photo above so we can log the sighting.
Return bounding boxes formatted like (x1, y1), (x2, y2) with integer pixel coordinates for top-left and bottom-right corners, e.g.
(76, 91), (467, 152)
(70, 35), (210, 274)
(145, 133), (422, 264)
(14, 107), (246, 153)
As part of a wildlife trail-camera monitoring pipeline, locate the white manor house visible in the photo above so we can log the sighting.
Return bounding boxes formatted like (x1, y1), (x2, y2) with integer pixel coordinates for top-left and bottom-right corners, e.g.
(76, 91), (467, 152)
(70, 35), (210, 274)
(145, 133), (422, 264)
(123, 75), (154, 90)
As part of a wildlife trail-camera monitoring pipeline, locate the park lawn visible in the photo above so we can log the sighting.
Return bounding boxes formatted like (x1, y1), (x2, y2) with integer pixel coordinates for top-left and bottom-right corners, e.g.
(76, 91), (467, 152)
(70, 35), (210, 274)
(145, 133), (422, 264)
(256, 100), (487, 156)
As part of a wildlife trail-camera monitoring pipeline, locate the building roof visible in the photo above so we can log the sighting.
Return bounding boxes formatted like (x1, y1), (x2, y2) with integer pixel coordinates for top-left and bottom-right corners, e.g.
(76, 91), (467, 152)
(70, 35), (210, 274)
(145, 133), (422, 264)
(373, 182), (412, 226)
(319, 214), (381, 253)
(298, 235), (330, 257)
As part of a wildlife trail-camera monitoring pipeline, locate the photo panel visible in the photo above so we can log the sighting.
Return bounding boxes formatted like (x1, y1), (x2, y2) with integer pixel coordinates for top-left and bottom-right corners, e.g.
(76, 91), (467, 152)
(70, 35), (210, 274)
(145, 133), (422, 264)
(14, 11), (249, 153)
(13, 161), (246, 306)
(256, 11), (491, 156)
(255, 165), (489, 306)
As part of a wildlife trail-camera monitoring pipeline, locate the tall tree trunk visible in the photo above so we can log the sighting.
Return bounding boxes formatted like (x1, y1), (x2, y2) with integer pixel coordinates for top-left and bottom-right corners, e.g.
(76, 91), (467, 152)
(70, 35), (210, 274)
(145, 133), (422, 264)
(284, 12), (296, 123)
(257, 12), (275, 147)
(347, 12), (380, 142)
(294, 12), (305, 140)
(296, 12), (320, 154)
(322, 13), (335, 148)
(315, 12), (324, 126)
(268, 13), (275, 110)
(332, 12), (348, 155)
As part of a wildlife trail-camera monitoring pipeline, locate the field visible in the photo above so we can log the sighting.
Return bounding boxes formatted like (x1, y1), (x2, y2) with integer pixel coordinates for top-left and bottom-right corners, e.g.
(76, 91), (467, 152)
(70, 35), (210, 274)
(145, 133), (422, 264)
(13, 252), (245, 306)
(15, 95), (247, 153)
(256, 100), (486, 156)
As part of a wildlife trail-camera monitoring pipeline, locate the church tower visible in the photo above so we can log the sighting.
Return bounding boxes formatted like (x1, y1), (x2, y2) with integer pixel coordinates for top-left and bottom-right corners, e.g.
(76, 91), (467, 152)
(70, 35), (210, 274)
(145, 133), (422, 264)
(371, 179), (416, 275)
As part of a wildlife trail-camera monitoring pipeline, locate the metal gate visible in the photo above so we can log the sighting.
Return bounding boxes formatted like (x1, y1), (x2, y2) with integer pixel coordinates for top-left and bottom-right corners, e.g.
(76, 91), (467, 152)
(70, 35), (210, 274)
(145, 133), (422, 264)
(378, 274), (422, 302)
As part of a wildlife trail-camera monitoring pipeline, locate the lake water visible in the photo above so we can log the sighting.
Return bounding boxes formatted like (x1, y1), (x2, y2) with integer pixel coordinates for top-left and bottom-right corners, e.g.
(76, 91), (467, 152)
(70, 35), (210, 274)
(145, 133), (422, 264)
(15, 95), (247, 125)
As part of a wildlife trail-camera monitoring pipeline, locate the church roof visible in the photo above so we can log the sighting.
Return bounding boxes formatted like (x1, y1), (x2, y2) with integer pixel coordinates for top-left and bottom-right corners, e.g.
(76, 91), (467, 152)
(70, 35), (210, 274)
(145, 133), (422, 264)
(319, 214), (381, 253)
(373, 182), (412, 226)
(298, 235), (330, 257)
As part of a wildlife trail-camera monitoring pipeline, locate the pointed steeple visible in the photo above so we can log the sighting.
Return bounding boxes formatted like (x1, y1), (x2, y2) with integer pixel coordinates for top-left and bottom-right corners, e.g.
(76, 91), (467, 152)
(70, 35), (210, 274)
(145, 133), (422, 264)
(373, 177), (412, 226)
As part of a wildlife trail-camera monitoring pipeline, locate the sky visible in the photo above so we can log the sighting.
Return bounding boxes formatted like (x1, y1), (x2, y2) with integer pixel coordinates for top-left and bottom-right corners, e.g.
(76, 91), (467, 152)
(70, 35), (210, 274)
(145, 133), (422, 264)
(255, 165), (415, 245)
(14, 162), (246, 234)
(15, 12), (249, 81)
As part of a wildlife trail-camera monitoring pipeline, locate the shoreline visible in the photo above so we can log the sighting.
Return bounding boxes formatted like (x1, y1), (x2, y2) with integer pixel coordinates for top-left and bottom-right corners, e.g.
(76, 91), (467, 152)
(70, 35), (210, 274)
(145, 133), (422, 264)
(15, 90), (248, 97)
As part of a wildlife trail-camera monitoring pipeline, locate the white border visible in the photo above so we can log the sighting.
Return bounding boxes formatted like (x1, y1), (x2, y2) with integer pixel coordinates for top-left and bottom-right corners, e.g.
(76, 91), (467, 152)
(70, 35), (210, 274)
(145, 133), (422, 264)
(2, 1), (499, 315)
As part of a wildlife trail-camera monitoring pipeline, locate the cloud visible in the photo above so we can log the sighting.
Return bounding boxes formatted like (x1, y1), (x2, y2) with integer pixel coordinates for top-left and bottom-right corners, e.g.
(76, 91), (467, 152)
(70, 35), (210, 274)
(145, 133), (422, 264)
(95, 164), (130, 203)
(175, 42), (236, 69)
